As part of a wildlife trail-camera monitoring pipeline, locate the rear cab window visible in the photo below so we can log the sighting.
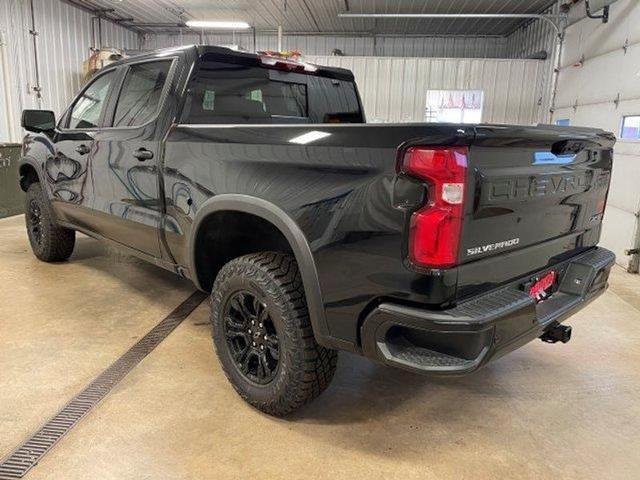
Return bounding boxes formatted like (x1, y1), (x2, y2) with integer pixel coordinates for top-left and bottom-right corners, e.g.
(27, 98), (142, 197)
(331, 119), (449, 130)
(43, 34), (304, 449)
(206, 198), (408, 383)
(112, 60), (172, 127)
(181, 56), (363, 125)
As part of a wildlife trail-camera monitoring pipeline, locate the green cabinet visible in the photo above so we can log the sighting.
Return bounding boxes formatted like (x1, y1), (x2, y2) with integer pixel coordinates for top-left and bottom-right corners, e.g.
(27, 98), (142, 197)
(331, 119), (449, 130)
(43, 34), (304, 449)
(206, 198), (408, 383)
(0, 144), (24, 219)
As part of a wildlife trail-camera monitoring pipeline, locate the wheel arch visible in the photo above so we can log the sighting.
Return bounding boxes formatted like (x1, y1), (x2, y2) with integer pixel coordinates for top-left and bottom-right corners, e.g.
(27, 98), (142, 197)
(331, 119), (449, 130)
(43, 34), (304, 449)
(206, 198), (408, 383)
(188, 194), (334, 348)
(19, 160), (41, 192)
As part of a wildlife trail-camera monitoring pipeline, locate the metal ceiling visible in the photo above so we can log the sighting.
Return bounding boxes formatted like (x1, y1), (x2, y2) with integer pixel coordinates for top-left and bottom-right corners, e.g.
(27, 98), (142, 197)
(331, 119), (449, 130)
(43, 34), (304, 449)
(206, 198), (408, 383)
(69, 0), (559, 36)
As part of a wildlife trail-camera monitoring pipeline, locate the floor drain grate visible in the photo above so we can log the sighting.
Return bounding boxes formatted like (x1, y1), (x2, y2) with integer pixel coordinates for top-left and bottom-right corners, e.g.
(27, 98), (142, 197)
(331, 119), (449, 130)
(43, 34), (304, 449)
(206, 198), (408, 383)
(0, 291), (206, 479)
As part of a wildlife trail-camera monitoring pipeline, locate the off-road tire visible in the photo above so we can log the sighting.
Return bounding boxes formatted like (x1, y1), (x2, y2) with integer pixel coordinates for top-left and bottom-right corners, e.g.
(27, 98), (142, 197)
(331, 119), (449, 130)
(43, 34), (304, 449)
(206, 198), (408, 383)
(25, 182), (75, 262)
(211, 252), (338, 416)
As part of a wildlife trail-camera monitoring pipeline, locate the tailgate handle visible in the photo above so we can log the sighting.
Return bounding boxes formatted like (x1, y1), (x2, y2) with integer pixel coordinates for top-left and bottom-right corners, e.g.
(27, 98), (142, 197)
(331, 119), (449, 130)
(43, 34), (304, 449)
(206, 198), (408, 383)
(551, 140), (589, 155)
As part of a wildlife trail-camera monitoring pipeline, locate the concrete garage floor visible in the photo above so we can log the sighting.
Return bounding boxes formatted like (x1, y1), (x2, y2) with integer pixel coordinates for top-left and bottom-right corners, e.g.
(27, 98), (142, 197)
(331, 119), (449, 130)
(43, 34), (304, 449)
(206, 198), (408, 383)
(1, 214), (640, 480)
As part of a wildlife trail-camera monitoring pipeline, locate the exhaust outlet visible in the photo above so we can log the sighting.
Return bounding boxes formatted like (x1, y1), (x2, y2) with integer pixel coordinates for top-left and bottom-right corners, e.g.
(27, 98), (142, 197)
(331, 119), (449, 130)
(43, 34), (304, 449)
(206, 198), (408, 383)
(540, 323), (572, 344)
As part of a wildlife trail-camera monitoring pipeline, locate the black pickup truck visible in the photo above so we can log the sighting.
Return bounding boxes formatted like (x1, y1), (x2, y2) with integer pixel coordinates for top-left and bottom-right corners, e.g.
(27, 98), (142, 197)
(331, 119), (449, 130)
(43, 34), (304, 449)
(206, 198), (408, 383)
(19, 45), (615, 416)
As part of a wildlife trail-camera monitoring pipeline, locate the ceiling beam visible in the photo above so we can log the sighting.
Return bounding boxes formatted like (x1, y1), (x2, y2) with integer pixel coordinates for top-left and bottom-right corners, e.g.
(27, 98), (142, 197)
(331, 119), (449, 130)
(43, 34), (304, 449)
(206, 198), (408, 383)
(60, 0), (144, 34)
(338, 13), (563, 34)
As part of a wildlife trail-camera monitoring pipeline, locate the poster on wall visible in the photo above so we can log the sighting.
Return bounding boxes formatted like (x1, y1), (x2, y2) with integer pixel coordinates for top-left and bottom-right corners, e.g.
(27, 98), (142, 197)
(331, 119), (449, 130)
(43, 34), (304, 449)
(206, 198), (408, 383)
(425, 90), (484, 123)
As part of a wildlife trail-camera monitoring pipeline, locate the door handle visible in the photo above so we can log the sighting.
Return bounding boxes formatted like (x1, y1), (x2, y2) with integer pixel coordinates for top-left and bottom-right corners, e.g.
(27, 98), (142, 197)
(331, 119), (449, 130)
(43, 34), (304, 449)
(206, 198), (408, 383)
(133, 148), (154, 161)
(75, 144), (91, 155)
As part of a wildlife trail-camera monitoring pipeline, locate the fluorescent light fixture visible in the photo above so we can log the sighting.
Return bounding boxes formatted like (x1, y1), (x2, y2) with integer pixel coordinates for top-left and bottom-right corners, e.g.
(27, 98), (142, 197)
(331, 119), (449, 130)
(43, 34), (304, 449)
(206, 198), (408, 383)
(289, 131), (331, 145)
(185, 20), (251, 29)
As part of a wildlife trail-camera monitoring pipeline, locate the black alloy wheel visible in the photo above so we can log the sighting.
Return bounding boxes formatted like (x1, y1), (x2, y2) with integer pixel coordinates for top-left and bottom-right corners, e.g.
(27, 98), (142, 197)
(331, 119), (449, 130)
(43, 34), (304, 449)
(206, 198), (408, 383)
(24, 182), (76, 262)
(27, 199), (43, 247)
(224, 290), (280, 385)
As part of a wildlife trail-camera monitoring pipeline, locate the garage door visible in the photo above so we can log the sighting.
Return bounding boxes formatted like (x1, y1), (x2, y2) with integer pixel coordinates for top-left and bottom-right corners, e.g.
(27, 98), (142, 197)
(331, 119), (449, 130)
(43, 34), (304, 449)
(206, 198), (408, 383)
(553, 0), (640, 272)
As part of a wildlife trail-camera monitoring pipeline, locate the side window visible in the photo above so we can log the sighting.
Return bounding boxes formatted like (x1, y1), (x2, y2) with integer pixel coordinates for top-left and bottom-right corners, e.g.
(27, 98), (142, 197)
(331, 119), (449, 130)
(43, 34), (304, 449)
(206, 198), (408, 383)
(68, 71), (115, 129)
(113, 61), (172, 127)
(306, 76), (362, 123)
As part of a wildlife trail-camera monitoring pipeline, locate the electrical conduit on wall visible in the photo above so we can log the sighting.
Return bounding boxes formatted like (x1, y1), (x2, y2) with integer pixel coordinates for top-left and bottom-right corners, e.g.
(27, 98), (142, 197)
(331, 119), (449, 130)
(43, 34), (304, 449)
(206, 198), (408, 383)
(0, 29), (18, 143)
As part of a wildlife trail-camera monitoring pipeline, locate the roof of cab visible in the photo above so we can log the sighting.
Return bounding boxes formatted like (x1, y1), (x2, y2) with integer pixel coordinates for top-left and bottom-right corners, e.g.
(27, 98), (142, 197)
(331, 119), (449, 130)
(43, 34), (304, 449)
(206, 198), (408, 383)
(112, 44), (355, 82)
(196, 45), (355, 81)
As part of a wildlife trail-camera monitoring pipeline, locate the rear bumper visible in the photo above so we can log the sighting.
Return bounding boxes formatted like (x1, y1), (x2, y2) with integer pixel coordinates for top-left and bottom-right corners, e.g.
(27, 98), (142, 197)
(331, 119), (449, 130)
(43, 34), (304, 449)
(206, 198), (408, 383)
(360, 247), (615, 375)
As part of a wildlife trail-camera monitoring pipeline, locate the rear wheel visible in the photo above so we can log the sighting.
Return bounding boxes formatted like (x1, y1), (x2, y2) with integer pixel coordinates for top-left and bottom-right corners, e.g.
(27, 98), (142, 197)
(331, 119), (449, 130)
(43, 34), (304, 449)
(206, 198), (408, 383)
(210, 252), (337, 416)
(25, 182), (75, 262)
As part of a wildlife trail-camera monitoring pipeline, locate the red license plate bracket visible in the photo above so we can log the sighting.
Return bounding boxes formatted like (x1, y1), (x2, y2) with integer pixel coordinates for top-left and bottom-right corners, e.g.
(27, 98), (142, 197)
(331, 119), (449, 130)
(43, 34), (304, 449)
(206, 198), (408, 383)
(528, 270), (557, 303)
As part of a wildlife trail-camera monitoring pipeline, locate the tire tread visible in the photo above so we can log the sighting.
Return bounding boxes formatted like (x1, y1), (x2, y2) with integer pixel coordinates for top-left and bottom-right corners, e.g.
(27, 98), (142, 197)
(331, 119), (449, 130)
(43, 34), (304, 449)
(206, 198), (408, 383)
(25, 183), (75, 262)
(211, 252), (337, 416)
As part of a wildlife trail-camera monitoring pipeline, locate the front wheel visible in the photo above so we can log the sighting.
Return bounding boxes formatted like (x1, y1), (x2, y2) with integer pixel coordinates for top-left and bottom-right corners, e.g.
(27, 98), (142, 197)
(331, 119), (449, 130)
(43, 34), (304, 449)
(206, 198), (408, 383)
(25, 182), (75, 262)
(210, 252), (337, 416)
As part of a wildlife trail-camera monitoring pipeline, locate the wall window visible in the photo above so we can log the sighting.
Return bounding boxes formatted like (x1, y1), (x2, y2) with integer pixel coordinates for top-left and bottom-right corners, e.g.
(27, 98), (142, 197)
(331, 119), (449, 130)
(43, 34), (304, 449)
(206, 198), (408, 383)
(113, 60), (171, 127)
(424, 90), (483, 124)
(556, 118), (570, 126)
(620, 115), (640, 140)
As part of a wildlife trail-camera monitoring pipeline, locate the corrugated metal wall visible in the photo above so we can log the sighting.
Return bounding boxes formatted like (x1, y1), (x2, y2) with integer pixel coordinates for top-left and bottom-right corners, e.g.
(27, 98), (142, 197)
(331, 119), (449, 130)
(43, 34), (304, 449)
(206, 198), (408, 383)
(142, 32), (509, 58)
(0, 0), (139, 143)
(0, 0), (554, 143)
(305, 55), (546, 125)
(504, 1), (560, 123)
(505, 5), (558, 59)
(0, 0), (35, 143)
(552, 0), (640, 271)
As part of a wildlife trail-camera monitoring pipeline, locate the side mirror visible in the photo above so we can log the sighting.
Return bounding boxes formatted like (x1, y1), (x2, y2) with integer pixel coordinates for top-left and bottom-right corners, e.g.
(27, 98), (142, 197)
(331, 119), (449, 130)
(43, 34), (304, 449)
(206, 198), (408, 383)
(21, 109), (56, 133)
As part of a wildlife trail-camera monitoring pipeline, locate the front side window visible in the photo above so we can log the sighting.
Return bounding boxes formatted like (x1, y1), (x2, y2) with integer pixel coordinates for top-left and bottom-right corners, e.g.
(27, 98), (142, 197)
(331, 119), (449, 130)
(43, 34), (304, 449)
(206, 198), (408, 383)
(113, 61), (171, 127)
(68, 71), (115, 129)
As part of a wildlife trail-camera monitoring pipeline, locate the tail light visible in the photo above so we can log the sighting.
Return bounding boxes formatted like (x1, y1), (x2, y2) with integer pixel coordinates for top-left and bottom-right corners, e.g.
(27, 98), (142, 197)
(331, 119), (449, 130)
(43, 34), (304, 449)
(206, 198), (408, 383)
(398, 147), (468, 269)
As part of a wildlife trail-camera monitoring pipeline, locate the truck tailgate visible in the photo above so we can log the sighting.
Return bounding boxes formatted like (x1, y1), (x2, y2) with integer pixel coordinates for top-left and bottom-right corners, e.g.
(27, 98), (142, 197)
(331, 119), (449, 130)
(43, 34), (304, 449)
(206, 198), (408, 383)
(457, 124), (615, 298)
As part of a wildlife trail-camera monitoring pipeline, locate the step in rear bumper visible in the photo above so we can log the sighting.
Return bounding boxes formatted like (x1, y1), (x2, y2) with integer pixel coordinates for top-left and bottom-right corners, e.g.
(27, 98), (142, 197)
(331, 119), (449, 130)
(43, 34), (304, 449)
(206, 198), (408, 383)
(360, 247), (615, 375)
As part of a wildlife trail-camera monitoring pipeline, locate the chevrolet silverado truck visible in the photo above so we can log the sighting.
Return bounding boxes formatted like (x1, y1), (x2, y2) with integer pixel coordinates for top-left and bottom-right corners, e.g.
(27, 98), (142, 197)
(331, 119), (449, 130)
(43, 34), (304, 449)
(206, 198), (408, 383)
(18, 45), (616, 416)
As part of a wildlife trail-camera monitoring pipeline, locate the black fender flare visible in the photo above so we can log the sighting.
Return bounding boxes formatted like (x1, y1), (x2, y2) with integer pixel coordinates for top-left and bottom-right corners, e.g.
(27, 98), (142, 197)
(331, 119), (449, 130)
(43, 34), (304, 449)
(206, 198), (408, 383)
(18, 157), (43, 191)
(188, 194), (337, 349)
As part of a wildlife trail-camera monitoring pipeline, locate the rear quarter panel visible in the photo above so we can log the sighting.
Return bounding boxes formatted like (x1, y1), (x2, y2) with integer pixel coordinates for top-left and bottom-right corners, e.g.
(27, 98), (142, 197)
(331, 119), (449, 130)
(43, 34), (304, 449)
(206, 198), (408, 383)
(163, 124), (469, 343)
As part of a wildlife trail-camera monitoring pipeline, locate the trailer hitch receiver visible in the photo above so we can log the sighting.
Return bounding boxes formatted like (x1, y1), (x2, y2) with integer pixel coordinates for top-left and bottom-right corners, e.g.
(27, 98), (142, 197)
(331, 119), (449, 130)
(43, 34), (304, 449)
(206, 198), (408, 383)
(540, 322), (572, 344)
